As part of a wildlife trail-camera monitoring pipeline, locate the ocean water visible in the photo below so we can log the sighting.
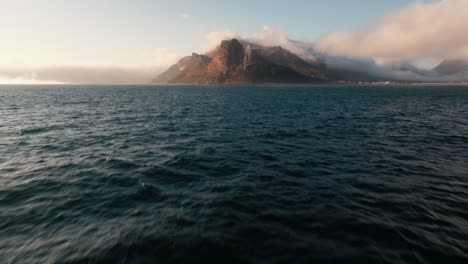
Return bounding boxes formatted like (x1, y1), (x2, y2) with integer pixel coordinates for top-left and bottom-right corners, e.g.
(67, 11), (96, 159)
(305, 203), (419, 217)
(0, 85), (467, 264)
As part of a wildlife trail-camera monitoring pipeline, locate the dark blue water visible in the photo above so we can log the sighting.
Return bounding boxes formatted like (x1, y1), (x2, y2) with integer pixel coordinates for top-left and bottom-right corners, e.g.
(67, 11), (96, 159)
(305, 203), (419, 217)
(0, 85), (467, 264)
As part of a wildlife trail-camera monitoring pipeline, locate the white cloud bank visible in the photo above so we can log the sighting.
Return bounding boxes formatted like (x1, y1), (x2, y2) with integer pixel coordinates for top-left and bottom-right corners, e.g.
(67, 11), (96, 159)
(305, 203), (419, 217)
(206, 0), (468, 66)
(0, 67), (164, 85)
(315, 0), (468, 63)
(0, 46), (179, 84)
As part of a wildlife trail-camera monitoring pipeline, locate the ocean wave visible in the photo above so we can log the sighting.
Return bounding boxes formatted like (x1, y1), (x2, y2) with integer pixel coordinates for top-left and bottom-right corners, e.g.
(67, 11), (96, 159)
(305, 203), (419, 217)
(0, 85), (467, 263)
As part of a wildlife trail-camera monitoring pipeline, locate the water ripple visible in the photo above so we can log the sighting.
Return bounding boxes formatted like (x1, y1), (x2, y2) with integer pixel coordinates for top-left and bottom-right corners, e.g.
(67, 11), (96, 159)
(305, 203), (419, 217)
(0, 85), (467, 263)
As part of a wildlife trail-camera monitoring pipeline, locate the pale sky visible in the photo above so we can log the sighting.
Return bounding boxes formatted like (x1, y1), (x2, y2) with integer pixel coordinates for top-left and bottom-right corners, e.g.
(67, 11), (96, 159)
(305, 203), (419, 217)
(0, 0), (423, 68)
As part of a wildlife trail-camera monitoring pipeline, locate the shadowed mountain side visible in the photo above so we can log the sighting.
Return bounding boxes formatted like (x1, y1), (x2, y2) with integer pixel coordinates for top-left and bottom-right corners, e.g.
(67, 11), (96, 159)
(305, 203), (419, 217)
(152, 56), (195, 83)
(163, 54), (211, 84)
(257, 46), (327, 81)
(433, 59), (468, 76)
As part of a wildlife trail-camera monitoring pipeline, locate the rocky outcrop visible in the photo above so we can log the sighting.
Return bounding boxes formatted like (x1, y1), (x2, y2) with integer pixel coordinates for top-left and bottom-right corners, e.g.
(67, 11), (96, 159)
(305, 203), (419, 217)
(154, 39), (328, 84)
(207, 39), (244, 78)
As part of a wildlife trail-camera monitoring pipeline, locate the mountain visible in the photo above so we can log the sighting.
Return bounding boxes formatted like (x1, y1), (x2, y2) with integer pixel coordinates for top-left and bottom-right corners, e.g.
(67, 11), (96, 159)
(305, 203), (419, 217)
(433, 59), (468, 76)
(153, 39), (328, 84)
(256, 46), (327, 80)
(152, 53), (211, 83)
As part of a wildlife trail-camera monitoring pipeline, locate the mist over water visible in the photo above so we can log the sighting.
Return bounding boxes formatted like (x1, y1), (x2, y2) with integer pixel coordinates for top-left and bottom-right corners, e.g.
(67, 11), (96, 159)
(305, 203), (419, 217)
(0, 85), (467, 263)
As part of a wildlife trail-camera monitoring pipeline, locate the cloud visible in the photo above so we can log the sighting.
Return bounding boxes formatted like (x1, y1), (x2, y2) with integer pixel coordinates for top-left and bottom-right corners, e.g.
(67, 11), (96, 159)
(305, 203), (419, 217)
(205, 30), (239, 50)
(205, 26), (317, 61)
(315, 0), (468, 63)
(0, 67), (165, 84)
(0, 75), (65, 85)
(147, 48), (183, 67)
(247, 26), (316, 61)
(0, 45), (181, 84)
(0, 44), (182, 84)
(203, 23), (468, 82)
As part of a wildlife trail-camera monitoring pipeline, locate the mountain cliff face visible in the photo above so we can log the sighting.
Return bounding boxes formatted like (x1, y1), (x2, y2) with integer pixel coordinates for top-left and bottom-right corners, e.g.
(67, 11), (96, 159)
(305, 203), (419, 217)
(154, 39), (328, 84)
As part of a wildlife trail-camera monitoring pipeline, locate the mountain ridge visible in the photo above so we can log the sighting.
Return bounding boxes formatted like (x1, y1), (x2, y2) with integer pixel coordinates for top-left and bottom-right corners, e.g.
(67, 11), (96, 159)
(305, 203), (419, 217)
(433, 59), (468, 76)
(153, 39), (328, 84)
(154, 39), (468, 84)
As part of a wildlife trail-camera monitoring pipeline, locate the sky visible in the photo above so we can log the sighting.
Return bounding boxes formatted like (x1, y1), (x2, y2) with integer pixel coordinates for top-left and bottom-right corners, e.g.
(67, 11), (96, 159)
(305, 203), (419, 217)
(0, 0), (421, 68)
(2, 0), (468, 83)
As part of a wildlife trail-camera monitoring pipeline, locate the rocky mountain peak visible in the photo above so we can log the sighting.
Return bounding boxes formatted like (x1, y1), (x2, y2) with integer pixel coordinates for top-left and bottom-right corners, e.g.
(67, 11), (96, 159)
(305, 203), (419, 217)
(154, 38), (328, 84)
(208, 39), (245, 76)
